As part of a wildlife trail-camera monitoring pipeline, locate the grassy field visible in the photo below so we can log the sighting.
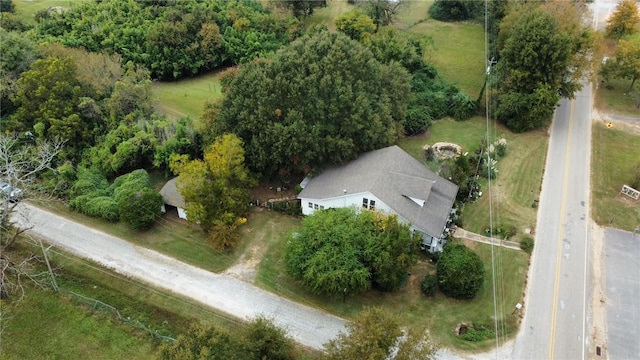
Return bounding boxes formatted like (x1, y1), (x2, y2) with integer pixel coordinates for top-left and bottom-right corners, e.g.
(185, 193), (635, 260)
(591, 122), (640, 231)
(12, 0), (89, 24)
(304, 0), (486, 97)
(36, 199), (242, 273)
(396, 1), (486, 97)
(398, 116), (548, 239)
(2, 288), (156, 360)
(152, 71), (224, 120)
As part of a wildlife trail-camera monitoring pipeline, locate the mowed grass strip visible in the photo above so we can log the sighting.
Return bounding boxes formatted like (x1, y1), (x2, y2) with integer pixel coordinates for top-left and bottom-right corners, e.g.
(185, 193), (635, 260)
(152, 71), (223, 120)
(591, 122), (640, 231)
(399, 117), (548, 239)
(256, 226), (528, 351)
(36, 200), (242, 273)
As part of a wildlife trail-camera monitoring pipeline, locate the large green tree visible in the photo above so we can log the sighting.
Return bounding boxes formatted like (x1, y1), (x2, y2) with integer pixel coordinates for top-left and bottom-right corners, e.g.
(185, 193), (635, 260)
(436, 243), (485, 300)
(285, 208), (420, 297)
(601, 33), (640, 91)
(323, 307), (437, 360)
(170, 134), (255, 249)
(0, 29), (38, 116)
(10, 56), (86, 144)
(495, 3), (595, 132)
(335, 10), (376, 42)
(209, 30), (410, 177)
(606, 0), (640, 39)
(278, 0), (326, 19)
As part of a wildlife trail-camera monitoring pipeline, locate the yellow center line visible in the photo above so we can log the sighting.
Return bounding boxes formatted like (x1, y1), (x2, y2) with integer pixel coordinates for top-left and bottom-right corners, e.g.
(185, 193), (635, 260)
(549, 100), (575, 359)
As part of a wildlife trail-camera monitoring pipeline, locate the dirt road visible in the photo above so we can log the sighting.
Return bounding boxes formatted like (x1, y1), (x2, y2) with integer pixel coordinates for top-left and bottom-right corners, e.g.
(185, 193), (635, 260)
(17, 203), (346, 350)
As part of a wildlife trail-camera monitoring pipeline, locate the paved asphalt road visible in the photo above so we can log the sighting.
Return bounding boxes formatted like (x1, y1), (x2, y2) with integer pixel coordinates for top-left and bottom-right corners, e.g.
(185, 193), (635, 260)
(604, 228), (640, 360)
(512, 85), (593, 359)
(17, 203), (346, 350)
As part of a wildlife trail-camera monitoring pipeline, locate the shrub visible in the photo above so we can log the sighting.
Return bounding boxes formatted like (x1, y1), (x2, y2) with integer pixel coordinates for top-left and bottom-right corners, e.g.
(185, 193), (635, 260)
(421, 274), (438, 296)
(520, 236), (534, 254)
(436, 243), (484, 299)
(71, 195), (119, 221)
(271, 200), (302, 216)
(461, 325), (493, 342)
(70, 167), (108, 198)
(450, 92), (477, 121)
(119, 187), (163, 230)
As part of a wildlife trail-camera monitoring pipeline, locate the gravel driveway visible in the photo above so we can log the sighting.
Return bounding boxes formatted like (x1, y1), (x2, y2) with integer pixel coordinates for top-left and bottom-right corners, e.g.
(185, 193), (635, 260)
(17, 203), (346, 350)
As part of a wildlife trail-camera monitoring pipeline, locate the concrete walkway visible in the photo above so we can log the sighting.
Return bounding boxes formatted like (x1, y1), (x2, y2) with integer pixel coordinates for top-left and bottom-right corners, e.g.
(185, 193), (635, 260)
(452, 228), (522, 251)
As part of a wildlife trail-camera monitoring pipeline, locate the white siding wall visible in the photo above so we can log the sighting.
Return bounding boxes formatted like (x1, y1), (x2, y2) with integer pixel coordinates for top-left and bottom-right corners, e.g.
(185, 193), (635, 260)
(300, 192), (394, 217)
(177, 207), (188, 220)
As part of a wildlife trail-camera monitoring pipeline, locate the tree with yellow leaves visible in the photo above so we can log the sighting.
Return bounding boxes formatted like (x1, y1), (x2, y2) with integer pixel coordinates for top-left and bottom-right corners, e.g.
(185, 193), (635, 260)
(170, 134), (255, 250)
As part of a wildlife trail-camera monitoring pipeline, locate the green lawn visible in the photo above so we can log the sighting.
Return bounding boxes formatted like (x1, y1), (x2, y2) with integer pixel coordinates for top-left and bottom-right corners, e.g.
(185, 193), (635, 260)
(12, 0), (89, 24)
(36, 199), (242, 273)
(396, 1), (486, 97)
(257, 230), (528, 351)
(591, 122), (640, 231)
(2, 288), (155, 360)
(303, 0), (356, 30)
(596, 78), (640, 117)
(152, 70), (223, 121)
(398, 117), (548, 240)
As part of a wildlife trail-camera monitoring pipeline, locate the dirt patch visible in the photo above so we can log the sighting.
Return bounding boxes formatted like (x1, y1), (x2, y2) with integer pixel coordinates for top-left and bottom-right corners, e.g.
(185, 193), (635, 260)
(224, 208), (272, 283)
(250, 179), (301, 205)
(589, 223), (608, 359)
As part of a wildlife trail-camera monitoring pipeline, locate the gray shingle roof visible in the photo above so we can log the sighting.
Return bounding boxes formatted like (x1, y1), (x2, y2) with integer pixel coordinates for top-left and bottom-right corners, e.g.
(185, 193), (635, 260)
(159, 177), (186, 208)
(298, 145), (458, 238)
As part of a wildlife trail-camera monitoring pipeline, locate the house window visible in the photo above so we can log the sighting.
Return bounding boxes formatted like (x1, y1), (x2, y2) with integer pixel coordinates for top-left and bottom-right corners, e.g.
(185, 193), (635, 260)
(320, 205), (325, 209)
(362, 198), (369, 208)
(369, 200), (376, 211)
(308, 202), (313, 208)
(314, 204), (319, 209)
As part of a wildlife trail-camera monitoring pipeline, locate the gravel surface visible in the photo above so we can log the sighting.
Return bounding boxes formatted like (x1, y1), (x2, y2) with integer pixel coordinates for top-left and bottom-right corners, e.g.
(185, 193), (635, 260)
(17, 203), (346, 350)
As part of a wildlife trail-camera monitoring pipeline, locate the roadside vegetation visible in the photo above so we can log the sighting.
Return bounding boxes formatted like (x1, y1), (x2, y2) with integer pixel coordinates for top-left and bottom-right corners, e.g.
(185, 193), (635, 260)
(591, 122), (640, 231)
(597, 0), (640, 116)
(2, 0), (590, 356)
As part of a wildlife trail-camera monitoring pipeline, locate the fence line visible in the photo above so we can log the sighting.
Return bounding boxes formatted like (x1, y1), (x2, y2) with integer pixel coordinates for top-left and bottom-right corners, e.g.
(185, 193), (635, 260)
(63, 289), (175, 343)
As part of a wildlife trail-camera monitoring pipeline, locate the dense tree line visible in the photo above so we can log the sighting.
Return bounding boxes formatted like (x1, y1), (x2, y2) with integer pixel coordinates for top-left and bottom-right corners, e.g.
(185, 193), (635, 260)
(34, 0), (301, 80)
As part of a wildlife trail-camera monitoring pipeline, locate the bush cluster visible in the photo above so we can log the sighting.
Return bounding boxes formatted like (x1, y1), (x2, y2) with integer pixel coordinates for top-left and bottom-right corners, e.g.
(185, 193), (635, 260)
(436, 243), (485, 300)
(69, 169), (162, 230)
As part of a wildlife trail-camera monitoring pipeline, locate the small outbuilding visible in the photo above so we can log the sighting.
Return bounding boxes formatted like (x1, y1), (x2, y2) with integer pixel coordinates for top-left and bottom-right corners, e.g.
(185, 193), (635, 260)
(159, 177), (188, 220)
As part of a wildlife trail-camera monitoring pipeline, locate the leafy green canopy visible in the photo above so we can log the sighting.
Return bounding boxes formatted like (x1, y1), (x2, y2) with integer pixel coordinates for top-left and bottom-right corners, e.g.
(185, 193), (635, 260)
(606, 0), (640, 39)
(436, 243), (484, 299)
(170, 134), (255, 249)
(159, 317), (296, 360)
(35, 0), (300, 80)
(495, 3), (595, 132)
(428, 0), (484, 22)
(69, 169), (162, 230)
(601, 33), (640, 91)
(285, 207), (421, 297)
(323, 306), (438, 360)
(210, 30), (411, 177)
